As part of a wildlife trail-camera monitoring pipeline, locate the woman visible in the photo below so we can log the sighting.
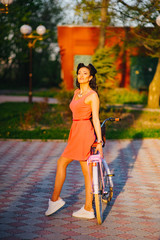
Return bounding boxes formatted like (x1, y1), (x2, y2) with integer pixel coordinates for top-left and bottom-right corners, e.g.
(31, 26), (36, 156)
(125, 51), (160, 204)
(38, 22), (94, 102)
(45, 63), (103, 219)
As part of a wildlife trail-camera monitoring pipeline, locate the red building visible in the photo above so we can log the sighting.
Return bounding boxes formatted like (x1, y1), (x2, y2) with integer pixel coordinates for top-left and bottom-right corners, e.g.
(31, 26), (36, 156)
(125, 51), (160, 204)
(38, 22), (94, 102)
(57, 25), (157, 90)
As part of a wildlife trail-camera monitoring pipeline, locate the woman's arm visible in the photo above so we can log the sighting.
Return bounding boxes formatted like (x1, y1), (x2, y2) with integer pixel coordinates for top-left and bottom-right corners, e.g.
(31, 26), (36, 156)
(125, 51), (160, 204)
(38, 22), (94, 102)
(89, 93), (103, 157)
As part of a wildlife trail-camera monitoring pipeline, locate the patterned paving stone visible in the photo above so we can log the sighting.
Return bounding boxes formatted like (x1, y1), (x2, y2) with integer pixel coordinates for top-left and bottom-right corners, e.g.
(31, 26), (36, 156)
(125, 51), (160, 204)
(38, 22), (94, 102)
(61, 230), (80, 237)
(74, 227), (97, 235)
(73, 234), (97, 240)
(116, 233), (137, 239)
(0, 139), (160, 240)
(89, 232), (107, 238)
(15, 232), (39, 239)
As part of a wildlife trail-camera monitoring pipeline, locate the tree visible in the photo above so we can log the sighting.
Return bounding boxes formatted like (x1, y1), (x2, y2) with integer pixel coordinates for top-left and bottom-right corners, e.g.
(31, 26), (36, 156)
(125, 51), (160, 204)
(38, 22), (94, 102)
(0, 0), (62, 89)
(75, 0), (112, 49)
(97, 0), (110, 49)
(115, 0), (160, 108)
(75, 0), (160, 108)
(74, 0), (121, 88)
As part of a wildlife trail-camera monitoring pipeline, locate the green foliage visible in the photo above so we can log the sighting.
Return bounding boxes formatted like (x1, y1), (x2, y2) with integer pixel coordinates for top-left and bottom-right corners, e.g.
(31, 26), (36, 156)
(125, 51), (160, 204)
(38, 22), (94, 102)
(20, 100), (49, 130)
(99, 87), (147, 115)
(0, 102), (69, 139)
(74, 0), (102, 25)
(74, 0), (118, 26)
(116, 0), (160, 57)
(100, 88), (147, 105)
(32, 53), (62, 88)
(116, 0), (160, 108)
(0, 0), (62, 89)
(106, 128), (160, 139)
(2, 88), (59, 97)
(0, 128), (69, 140)
(33, 88), (59, 98)
(0, 101), (160, 140)
(92, 46), (118, 88)
(56, 83), (74, 116)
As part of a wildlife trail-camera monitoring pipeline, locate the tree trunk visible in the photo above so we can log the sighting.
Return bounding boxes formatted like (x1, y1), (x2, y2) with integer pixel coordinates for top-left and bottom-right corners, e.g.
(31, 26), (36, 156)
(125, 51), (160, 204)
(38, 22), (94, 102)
(120, 28), (129, 87)
(97, 0), (109, 50)
(148, 58), (160, 108)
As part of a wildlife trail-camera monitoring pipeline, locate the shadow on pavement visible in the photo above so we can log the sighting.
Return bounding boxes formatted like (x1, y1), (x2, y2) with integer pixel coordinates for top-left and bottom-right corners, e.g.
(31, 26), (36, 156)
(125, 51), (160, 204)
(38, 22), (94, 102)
(102, 133), (143, 223)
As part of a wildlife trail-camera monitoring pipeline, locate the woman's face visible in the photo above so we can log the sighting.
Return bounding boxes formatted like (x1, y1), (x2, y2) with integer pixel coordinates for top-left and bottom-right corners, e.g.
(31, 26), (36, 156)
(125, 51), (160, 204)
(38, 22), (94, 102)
(77, 67), (92, 84)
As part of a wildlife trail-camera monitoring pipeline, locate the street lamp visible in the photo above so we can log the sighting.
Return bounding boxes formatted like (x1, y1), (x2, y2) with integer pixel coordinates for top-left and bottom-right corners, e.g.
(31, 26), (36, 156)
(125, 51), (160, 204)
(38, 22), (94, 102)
(0, 0), (13, 14)
(20, 24), (46, 103)
(156, 15), (160, 27)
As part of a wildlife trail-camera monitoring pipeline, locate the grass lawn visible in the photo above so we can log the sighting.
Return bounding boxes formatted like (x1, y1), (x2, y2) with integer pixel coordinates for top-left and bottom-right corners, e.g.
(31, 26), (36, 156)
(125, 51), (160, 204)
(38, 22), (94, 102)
(0, 102), (160, 140)
(0, 88), (59, 98)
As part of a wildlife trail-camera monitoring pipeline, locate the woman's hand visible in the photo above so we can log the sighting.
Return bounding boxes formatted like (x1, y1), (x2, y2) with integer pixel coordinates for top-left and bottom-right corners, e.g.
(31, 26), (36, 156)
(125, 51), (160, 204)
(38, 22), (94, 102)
(95, 143), (103, 158)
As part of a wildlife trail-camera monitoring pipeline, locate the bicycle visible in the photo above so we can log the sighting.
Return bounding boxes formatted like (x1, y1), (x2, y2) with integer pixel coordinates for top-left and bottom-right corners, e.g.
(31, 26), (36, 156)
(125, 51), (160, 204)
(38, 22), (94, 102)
(87, 117), (121, 224)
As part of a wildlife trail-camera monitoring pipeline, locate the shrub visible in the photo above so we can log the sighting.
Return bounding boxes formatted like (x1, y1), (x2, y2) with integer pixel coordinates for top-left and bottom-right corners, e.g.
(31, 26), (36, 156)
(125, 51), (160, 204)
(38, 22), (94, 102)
(20, 98), (49, 130)
(92, 46), (119, 88)
(103, 88), (147, 104)
(56, 83), (74, 119)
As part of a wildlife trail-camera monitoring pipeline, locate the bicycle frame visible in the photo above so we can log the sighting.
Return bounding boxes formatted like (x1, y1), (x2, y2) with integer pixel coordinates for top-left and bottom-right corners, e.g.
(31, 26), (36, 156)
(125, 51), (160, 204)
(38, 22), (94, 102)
(87, 154), (113, 194)
(87, 154), (104, 194)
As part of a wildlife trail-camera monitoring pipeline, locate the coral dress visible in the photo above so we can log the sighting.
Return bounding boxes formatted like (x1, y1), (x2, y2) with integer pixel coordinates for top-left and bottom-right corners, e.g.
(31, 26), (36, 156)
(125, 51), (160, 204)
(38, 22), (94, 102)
(61, 89), (96, 161)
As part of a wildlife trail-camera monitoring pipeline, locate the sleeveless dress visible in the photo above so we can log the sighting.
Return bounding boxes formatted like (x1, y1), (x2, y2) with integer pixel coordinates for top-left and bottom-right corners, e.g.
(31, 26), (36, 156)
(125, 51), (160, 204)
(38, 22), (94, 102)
(61, 89), (96, 161)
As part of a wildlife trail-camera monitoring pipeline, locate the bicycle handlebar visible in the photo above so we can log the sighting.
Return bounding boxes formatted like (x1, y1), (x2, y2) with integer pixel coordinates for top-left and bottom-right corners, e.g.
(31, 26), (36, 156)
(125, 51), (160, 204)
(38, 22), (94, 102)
(101, 117), (121, 128)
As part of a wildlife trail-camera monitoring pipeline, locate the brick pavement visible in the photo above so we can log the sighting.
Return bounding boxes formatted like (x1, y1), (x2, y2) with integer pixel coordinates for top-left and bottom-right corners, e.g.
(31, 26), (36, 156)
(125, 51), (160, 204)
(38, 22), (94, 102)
(0, 139), (160, 240)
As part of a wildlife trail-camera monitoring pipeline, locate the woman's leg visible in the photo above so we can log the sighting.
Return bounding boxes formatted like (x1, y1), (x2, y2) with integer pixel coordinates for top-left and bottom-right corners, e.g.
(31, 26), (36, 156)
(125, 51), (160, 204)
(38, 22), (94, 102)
(80, 161), (93, 211)
(51, 156), (73, 202)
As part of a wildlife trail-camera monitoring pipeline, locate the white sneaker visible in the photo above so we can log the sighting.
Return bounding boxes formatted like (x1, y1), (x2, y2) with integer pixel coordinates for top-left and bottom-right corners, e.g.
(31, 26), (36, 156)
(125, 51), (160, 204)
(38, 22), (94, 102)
(72, 206), (95, 219)
(45, 198), (65, 216)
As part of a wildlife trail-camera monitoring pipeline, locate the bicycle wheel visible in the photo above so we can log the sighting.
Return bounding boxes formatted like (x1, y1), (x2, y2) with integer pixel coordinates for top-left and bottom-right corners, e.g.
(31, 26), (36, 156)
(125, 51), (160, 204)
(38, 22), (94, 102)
(102, 159), (114, 204)
(93, 163), (103, 224)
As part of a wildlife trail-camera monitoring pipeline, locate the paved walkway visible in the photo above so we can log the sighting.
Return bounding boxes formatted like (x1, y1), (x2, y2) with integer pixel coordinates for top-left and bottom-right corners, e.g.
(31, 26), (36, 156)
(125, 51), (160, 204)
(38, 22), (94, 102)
(0, 139), (160, 240)
(0, 95), (58, 104)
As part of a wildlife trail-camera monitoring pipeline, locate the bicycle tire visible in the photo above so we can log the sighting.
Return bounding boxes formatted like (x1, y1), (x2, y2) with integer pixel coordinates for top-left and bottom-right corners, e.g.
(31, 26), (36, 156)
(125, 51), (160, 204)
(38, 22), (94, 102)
(102, 159), (114, 204)
(94, 164), (103, 224)
(95, 194), (102, 224)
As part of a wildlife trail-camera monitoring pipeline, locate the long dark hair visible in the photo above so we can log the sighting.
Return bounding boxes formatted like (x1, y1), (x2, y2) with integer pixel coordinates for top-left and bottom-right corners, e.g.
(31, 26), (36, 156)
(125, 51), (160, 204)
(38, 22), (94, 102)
(76, 63), (98, 92)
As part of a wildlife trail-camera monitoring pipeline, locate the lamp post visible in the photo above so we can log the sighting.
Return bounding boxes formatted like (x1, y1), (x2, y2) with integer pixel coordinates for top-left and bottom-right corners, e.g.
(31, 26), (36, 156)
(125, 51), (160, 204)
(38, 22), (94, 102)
(0, 0), (13, 14)
(156, 15), (160, 27)
(20, 24), (46, 103)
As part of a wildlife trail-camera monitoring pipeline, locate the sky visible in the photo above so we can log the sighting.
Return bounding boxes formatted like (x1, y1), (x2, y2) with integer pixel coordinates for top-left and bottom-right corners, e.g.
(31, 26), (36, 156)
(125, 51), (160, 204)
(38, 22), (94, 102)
(60, 0), (80, 25)
(60, 0), (157, 27)
(60, 0), (137, 26)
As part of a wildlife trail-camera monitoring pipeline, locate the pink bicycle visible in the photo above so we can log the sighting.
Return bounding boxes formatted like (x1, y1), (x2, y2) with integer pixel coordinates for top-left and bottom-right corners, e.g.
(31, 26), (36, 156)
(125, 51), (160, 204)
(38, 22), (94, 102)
(87, 117), (121, 224)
